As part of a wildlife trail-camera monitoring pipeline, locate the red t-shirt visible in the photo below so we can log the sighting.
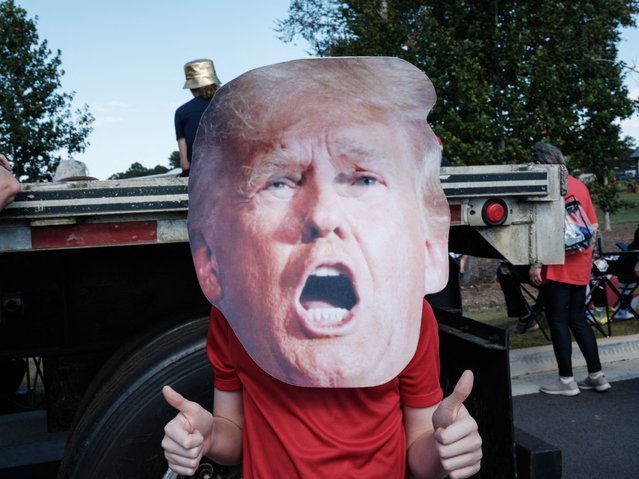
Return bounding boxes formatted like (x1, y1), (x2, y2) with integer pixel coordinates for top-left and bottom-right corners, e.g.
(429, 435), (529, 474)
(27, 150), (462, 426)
(544, 175), (598, 286)
(207, 300), (444, 478)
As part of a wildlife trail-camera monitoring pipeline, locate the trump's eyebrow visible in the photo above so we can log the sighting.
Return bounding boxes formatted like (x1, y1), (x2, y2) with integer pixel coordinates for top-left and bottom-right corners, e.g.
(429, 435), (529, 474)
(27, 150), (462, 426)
(239, 149), (305, 195)
(329, 141), (393, 172)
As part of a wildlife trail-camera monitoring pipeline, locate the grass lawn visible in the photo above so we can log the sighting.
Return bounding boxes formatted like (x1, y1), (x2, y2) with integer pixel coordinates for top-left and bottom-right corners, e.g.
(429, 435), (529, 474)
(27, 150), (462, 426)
(465, 304), (639, 349)
(596, 191), (639, 225)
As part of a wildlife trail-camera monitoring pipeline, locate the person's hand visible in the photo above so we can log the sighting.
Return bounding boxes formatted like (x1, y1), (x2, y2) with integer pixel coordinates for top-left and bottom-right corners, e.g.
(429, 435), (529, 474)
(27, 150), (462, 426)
(161, 385), (215, 477)
(0, 154), (20, 210)
(0, 154), (10, 171)
(0, 154), (11, 172)
(529, 265), (543, 286)
(432, 370), (482, 479)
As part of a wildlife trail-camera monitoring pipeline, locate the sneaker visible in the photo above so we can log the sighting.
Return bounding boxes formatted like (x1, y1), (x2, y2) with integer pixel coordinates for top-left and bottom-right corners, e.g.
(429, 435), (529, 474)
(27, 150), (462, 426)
(577, 375), (611, 392)
(610, 308), (634, 321)
(540, 378), (580, 396)
(509, 316), (540, 333)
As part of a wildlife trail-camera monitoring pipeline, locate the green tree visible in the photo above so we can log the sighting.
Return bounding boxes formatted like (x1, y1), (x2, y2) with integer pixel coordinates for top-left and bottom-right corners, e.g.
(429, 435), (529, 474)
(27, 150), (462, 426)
(0, 0), (93, 182)
(108, 162), (170, 180)
(278, 0), (639, 215)
(168, 151), (180, 169)
(109, 151), (180, 179)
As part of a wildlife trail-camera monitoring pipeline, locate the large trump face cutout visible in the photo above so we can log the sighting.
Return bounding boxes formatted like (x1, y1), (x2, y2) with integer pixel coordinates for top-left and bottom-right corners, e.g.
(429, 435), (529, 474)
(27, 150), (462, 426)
(188, 57), (450, 387)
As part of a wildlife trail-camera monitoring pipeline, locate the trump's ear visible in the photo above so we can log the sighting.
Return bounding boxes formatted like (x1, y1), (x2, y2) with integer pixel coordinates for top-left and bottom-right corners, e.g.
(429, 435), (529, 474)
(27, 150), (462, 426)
(191, 240), (223, 304)
(421, 185), (451, 295)
(423, 234), (450, 295)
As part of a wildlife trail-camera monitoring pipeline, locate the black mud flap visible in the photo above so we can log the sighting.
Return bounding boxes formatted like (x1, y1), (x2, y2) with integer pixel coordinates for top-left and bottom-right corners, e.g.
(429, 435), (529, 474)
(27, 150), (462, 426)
(435, 309), (561, 479)
(514, 427), (562, 479)
(435, 308), (517, 479)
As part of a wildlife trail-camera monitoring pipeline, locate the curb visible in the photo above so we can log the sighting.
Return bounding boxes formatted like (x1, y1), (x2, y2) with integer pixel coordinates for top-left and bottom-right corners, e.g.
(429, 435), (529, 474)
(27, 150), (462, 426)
(509, 333), (639, 378)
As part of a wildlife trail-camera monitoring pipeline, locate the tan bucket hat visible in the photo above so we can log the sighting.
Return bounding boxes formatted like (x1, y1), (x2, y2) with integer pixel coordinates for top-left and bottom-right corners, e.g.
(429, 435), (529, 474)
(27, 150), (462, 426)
(183, 59), (221, 89)
(53, 160), (97, 182)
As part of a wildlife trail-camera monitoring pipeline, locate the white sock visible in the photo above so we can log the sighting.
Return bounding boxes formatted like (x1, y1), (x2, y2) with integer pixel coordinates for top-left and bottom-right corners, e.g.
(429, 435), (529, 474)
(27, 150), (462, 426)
(559, 376), (574, 384)
(589, 371), (604, 379)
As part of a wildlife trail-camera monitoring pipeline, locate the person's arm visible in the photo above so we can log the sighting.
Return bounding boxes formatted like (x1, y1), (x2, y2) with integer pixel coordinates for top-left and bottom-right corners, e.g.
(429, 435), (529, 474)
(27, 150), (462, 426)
(162, 386), (243, 476)
(405, 370), (482, 479)
(0, 154), (20, 210)
(177, 138), (190, 172)
(405, 404), (444, 478)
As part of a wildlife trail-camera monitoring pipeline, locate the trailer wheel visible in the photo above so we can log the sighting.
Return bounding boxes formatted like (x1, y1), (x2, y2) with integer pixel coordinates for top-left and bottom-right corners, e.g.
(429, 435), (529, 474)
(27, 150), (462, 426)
(57, 316), (242, 478)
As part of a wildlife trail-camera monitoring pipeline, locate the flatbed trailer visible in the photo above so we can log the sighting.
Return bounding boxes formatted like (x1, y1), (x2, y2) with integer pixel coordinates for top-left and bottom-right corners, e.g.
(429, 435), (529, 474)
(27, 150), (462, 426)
(0, 164), (565, 478)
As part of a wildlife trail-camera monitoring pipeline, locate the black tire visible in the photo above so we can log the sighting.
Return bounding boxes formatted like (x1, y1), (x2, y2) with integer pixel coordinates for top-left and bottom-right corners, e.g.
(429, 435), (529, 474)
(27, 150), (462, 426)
(57, 316), (241, 478)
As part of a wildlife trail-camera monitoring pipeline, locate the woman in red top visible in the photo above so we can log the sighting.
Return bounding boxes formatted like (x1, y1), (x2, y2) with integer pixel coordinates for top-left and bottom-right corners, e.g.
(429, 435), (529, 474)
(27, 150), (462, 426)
(529, 143), (611, 396)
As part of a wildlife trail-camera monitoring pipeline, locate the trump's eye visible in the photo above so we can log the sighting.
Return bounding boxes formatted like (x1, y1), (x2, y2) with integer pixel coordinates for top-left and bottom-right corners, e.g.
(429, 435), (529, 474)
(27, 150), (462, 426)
(265, 177), (299, 199)
(351, 171), (386, 191)
(334, 171), (386, 198)
(354, 175), (380, 187)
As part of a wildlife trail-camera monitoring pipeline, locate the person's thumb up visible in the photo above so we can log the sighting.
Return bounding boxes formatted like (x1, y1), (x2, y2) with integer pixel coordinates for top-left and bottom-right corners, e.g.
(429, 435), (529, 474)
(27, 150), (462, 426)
(162, 385), (214, 476)
(163, 385), (211, 436)
(432, 370), (474, 431)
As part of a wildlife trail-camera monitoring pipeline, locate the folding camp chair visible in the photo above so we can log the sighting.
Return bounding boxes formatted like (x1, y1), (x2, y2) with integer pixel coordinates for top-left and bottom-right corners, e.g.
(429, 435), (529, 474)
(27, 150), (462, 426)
(517, 283), (550, 340)
(496, 261), (549, 339)
(587, 247), (639, 337)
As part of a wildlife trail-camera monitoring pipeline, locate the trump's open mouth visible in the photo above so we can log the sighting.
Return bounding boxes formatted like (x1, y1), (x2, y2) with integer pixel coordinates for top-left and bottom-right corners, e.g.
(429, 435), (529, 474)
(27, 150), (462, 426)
(299, 265), (358, 328)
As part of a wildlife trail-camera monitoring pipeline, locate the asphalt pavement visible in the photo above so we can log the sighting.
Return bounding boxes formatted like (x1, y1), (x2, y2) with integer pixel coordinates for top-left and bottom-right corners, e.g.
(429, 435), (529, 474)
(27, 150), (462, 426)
(509, 333), (639, 479)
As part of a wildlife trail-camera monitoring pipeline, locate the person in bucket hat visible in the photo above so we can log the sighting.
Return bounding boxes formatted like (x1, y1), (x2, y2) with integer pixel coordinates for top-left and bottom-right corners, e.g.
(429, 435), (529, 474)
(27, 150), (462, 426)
(174, 59), (222, 177)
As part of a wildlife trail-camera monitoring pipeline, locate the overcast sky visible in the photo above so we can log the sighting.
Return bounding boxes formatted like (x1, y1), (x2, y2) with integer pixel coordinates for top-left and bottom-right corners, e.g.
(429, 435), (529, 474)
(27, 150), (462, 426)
(13, 1), (639, 179)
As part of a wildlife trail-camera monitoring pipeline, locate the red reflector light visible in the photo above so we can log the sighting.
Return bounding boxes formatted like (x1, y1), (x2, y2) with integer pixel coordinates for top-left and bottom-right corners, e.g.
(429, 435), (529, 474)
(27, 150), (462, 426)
(482, 199), (507, 225)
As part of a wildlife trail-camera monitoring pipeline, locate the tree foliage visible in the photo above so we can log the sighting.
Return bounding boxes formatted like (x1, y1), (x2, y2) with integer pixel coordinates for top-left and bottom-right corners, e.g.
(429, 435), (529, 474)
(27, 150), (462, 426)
(277, 0), (639, 213)
(0, 0), (93, 182)
(108, 151), (180, 179)
(108, 162), (171, 180)
(168, 150), (180, 169)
